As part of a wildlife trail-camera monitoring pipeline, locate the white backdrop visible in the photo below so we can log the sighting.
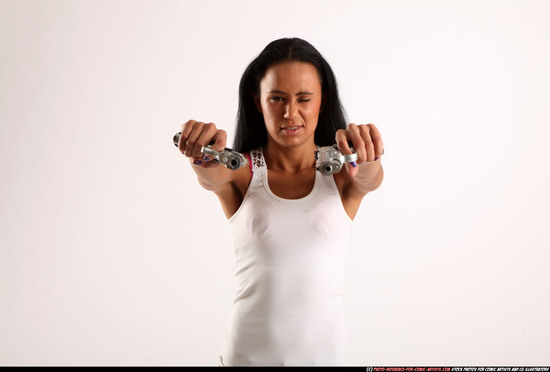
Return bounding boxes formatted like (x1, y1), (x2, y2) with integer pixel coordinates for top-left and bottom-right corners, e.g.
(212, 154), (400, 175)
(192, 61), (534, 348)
(1, 0), (549, 366)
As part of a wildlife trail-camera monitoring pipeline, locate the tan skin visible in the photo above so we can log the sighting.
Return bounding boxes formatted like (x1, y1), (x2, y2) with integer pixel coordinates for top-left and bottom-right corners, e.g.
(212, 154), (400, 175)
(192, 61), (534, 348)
(178, 61), (384, 220)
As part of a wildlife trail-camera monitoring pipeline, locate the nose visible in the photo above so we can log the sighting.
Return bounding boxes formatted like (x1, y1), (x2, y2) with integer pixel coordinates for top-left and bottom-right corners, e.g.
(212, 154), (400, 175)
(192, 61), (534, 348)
(283, 101), (298, 120)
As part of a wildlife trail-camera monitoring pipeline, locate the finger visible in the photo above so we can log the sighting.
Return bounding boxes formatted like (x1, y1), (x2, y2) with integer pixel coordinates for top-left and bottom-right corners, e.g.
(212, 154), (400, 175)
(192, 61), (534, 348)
(185, 122), (211, 159)
(367, 124), (384, 159)
(345, 162), (359, 177)
(210, 129), (227, 153)
(198, 127), (227, 162)
(179, 120), (196, 154)
(193, 158), (221, 168)
(360, 125), (375, 162)
(184, 126), (200, 158)
(335, 129), (352, 155)
(194, 123), (220, 159)
(345, 123), (367, 163)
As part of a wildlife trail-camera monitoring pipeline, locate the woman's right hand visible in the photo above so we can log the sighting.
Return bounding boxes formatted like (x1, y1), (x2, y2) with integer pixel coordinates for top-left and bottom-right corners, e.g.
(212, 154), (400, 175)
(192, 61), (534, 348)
(177, 120), (228, 168)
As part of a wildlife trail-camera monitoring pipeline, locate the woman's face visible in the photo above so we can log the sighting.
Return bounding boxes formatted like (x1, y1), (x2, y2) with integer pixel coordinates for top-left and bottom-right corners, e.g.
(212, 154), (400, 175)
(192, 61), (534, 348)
(256, 61), (323, 149)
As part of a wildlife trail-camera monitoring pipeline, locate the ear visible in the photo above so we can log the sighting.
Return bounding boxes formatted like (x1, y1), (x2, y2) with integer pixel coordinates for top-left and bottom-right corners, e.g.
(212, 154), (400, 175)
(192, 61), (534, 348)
(253, 93), (262, 113)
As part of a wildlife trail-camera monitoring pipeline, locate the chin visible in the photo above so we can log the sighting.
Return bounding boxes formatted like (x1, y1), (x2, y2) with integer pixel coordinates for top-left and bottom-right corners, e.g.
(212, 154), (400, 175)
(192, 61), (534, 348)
(271, 134), (315, 149)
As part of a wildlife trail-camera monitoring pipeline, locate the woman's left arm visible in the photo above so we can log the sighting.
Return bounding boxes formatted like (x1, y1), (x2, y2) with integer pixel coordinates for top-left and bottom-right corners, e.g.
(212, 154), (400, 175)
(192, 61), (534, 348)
(335, 123), (384, 195)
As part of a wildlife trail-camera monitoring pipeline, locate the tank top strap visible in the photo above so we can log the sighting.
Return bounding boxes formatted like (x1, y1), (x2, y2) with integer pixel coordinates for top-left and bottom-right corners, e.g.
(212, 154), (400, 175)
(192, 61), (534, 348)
(249, 147), (266, 173)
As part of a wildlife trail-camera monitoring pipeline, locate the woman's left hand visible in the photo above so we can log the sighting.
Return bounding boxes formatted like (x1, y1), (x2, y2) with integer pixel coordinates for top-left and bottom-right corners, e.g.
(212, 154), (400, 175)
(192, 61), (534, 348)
(335, 123), (384, 178)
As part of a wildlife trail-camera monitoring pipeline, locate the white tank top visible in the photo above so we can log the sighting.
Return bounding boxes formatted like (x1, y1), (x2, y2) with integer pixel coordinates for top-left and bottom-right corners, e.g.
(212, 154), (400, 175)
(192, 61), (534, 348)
(220, 147), (353, 366)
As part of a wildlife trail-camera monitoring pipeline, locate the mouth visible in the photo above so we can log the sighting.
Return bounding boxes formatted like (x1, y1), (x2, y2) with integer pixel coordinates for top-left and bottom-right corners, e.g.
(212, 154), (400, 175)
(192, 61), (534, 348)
(280, 125), (304, 135)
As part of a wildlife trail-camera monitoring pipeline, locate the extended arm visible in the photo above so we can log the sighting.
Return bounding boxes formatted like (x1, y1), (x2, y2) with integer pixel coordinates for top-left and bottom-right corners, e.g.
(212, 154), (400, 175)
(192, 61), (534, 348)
(177, 120), (250, 218)
(335, 123), (384, 198)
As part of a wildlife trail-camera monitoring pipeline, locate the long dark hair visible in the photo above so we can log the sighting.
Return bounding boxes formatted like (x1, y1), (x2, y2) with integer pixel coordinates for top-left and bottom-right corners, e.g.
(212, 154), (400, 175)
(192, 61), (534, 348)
(232, 38), (347, 153)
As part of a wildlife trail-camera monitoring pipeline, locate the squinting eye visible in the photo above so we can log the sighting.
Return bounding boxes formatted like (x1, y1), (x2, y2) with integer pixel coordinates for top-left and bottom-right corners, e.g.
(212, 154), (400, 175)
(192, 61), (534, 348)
(299, 99), (311, 102)
(270, 97), (284, 102)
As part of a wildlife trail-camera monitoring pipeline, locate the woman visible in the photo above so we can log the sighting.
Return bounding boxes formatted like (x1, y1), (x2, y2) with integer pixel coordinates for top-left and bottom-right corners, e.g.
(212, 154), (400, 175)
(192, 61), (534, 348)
(177, 38), (384, 366)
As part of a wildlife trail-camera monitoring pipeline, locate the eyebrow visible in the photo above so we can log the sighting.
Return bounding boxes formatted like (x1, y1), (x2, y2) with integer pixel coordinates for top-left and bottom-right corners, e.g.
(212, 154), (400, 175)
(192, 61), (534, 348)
(267, 90), (314, 95)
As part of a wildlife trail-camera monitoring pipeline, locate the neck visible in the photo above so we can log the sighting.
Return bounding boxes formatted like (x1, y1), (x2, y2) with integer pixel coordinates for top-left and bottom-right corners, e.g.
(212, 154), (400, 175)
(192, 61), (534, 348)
(263, 140), (317, 173)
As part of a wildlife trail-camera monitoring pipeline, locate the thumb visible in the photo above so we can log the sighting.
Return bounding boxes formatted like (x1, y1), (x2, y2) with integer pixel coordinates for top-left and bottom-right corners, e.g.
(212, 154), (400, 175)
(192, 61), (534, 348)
(346, 162), (359, 177)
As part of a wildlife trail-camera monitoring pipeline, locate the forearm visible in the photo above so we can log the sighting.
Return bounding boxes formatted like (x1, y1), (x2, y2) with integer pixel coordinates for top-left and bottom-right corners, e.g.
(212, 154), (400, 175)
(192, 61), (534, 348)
(176, 120), (237, 191)
(352, 159), (384, 193)
(190, 159), (234, 191)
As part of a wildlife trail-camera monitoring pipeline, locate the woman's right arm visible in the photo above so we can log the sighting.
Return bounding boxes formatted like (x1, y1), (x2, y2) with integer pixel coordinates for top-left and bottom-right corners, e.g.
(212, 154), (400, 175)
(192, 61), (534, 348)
(177, 120), (250, 217)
